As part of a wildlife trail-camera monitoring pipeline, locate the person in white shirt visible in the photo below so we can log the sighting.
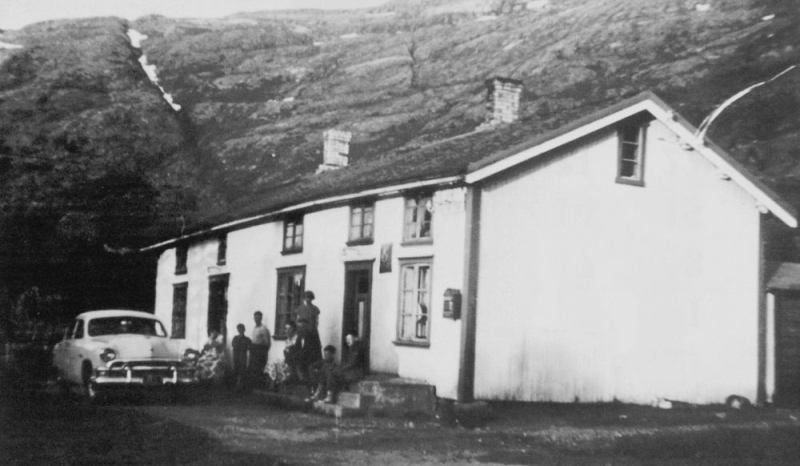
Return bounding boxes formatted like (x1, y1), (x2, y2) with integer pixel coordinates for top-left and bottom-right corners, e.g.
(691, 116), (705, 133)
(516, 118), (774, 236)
(249, 311), (271, 388)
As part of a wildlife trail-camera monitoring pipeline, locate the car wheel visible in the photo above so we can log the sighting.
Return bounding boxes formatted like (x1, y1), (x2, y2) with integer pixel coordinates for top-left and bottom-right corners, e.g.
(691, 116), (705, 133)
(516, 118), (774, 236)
(81, 362), (101, 403)
(86, 381), (103, 402)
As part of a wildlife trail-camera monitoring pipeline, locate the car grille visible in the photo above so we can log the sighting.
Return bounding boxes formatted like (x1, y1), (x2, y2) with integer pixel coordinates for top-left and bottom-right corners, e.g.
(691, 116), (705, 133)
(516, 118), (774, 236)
(98, 359), (195, 382)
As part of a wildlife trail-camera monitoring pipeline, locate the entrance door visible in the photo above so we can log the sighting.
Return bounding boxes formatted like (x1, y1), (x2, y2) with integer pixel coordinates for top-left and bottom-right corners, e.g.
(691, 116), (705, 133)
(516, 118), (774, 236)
(208, 274), (229, 342)
(343, 261), (373, 370)
(775, 292), (800, 406)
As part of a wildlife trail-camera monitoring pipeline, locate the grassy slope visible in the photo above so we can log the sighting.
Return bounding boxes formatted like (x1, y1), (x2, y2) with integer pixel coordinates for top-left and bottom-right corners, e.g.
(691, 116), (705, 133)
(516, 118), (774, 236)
(132, 0), (800, 207)
(0, 18), (226, 310)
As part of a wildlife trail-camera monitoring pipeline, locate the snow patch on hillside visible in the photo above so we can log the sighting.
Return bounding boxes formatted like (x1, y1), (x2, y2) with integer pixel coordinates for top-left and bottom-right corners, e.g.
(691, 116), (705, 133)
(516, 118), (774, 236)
(0, 41), (23, 49)
(126, 29), (181, 111)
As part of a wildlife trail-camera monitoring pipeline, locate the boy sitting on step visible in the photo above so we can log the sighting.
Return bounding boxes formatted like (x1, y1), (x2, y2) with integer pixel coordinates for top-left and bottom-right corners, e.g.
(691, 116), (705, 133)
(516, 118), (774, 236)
(309, 345), (338, 403)
(309, 334), (367, 404)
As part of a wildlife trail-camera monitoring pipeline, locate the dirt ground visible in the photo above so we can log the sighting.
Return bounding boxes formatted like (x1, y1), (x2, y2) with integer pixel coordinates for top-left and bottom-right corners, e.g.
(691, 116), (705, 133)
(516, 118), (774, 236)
(3, 365), (800, 466)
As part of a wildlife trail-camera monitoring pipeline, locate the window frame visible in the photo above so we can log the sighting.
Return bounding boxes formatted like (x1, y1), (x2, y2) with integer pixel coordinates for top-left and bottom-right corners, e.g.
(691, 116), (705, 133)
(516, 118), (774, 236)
(73, 319), (85, 339)
(394, 257), (433, 347)
(402, 193), (434, 244)
(217, 234), (227, 266)
(615, 122), (647, 187)
(347, 202), (375, 246)
(282, 214), (304, 255)
(274, 266), (306, 339)
(175, 244), (188, 275)
(172, 283), (188, 339)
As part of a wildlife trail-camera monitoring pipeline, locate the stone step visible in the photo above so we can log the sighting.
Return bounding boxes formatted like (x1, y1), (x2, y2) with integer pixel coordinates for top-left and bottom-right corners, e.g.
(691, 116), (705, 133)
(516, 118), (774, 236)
(311, 398), (362, 418)
(255, 377), (437, 419)
(356, 377), (436, 419)
(336, 391), (373, 409)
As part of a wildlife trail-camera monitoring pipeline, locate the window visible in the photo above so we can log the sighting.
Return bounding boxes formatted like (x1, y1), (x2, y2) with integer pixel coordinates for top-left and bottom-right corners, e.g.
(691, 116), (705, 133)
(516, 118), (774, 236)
(73, 319), (84, 339)
(403, 194), (433, 242)
(217, 234), (227, 265)
(616, 123), (646, 186)
(88, 317), (167, 337)
(175, 244), (188, 275)
(282, 214), (304, 254)
(396, 258), (432, 345)
(172, 283), (188, 338)
(348, 203), (375, 244)
(275, 266), (305, 337)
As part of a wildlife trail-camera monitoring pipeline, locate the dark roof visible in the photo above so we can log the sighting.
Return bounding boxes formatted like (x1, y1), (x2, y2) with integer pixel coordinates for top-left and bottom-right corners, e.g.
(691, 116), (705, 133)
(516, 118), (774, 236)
(767, 262), (800, 291)
(194, 92), (655, 233)
(159, 91), (795, 248)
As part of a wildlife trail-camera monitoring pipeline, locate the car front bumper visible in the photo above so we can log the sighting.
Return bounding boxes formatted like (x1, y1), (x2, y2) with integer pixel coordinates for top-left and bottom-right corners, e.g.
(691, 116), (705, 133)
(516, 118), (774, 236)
(93, 359), (198, 387)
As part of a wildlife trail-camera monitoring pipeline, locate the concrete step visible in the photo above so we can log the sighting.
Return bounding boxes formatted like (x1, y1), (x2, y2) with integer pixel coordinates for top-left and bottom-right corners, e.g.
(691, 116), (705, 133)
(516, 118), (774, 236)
(311, 397), (361, 418)
(255, 376), (436, 419)
(356, 377), (436, 419)
(336, 391), (373, 409)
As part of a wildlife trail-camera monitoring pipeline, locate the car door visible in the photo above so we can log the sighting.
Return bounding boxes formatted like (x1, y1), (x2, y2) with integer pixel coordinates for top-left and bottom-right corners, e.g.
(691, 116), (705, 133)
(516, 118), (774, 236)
(52, 325), (73, 379)
(65, 319), (85, 383)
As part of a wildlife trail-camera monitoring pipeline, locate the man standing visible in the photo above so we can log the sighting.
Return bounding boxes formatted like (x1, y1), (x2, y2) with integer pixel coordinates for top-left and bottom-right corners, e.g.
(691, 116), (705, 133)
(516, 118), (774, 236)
(293, 291), (321, 329)
(249, 311), (271, 388)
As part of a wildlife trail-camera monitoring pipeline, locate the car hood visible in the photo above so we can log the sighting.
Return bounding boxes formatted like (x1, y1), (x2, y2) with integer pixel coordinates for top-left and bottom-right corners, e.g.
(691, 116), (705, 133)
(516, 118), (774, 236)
(94, 334), (185, 360)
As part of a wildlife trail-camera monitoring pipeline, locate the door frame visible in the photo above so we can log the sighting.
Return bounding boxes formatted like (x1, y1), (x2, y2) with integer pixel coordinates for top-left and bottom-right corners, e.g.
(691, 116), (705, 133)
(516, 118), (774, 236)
(773, 290), (800, 406)
(207, 273), (230, 342)
(342, 260), (374, 367)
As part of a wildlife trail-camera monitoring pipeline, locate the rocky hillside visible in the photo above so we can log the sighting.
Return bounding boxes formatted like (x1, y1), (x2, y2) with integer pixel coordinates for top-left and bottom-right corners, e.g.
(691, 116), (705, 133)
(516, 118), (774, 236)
(0, 18), (222, 315)
(131, 0), (800, 201)
(1, 0), (800, 318)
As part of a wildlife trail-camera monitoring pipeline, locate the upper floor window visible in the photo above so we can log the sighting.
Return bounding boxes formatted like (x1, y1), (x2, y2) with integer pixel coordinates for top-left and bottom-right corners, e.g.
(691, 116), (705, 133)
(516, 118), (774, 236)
(348, 203), (374, 245)
(217, 234), (227, 265)
(616, 123), (646, 186)
(403, 194), (433, 242)
(175, 244), (188, 275)
(396, 258), (432, 345)
(283, 214), (304, 254)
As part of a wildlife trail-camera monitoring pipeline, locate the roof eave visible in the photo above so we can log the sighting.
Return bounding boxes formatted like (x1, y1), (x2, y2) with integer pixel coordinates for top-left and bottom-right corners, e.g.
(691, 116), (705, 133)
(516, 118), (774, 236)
(140, 175), (464, 252)
(465, 92), (798, 229)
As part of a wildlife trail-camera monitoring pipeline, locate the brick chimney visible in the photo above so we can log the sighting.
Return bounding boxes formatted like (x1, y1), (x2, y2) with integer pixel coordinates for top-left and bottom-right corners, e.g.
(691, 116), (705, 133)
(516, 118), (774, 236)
(317, 129), (352, 173)
(478, 77), (523, 130)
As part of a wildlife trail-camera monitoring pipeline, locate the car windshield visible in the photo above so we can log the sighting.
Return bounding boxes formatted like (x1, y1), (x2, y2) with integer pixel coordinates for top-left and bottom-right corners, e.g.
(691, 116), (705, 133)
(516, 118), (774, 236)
(88, 317), (167, 337)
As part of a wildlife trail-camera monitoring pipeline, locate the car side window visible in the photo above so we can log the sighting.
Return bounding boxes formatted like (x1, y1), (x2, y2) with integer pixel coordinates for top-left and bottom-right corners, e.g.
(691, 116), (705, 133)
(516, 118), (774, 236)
(63, 325), (73, 340)
(73, 319), (84, 339)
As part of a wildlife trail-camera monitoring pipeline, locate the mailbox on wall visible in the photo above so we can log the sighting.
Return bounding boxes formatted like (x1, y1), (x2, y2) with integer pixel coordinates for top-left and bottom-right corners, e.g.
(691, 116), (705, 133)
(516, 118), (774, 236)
(443, 288), (461, 319)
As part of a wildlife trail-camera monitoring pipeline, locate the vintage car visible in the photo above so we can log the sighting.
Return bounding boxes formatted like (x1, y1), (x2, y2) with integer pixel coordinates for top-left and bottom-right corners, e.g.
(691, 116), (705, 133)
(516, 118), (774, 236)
(52, 310), (198, 400)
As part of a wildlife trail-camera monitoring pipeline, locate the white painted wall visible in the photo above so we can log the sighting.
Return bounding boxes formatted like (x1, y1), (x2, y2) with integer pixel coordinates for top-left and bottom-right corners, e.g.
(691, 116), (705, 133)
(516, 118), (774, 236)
(154, 187), (467, 398)
(474, 120), (763, 404)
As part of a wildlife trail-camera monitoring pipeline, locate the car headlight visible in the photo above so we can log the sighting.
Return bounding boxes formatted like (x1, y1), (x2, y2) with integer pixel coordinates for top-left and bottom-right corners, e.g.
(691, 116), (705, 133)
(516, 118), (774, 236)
(100, 348), (117, 362)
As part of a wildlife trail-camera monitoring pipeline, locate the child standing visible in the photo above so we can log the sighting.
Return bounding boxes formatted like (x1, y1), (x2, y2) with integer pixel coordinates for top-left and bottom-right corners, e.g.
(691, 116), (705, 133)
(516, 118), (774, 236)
(231, 323), (252, 392)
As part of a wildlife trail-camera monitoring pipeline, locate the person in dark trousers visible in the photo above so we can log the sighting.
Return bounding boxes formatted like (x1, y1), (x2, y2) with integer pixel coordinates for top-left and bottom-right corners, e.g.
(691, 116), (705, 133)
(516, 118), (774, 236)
(308, 345), (338, 402)
(282, 321), (301, 383)
(295, 318), (322, 388)
(231, 323), (251, 392)
(249, 311), (271, 388)
(311, 334), (367, 403)
(293, 291), (321, 329)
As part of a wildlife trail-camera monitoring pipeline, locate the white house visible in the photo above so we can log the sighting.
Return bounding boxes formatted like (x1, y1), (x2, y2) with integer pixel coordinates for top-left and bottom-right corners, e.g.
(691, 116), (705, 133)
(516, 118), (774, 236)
(145, 84), (798, 405)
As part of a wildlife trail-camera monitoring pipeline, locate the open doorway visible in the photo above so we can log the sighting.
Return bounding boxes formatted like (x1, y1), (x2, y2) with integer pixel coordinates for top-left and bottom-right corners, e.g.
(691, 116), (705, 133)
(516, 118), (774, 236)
(774, 291), (800, 406)
(208, 274), (229, 343)
(343, 261), (373, 371)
